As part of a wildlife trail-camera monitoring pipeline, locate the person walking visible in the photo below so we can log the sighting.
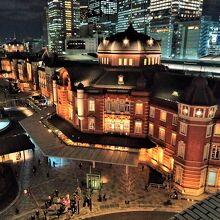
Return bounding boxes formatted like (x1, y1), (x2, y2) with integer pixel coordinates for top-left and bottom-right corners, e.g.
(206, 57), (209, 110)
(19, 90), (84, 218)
(35, 210), (39, 219)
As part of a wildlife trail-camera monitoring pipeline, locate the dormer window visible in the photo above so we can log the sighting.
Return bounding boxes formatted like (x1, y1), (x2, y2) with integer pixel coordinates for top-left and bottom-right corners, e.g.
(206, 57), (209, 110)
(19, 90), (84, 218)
(118, 75), (124, 85)
(194, 108), (204, 118)
(182, 105), (189, 116)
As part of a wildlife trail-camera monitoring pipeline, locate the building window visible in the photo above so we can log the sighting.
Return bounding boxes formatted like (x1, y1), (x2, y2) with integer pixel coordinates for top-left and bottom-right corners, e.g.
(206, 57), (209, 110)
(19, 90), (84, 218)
(208, 107), (215, 118)
(171, 132), (176, 146)
(179, 122), (187, 136)
(175, 165), (183, 185)
(160, 110), (167, 122)
(172, 114), (178, 125)
(203, 143), (210, 160)
(119, 58), (122, 66)
(194, 108), (204, 118)
(207, 171), (217, 186)
(182, 105), (189, 116)
(200, 170), (206, 187)
(88, 99), (95, 112)
(159, 127), (165, 141)
(88, 117), (95, 130)
(106, 100), (111, 112)
(149, 106), (155, 118)
(206, 125), (213, 138)
(123, 58), (128, 65)
(149, 123), (154, 136)
(144, 58), (147, 65)
(135, 102), (143, 115)
(125, 101), (130, 113)
(106, 57), (109, 64)
(214, 124), (220, 136)
(135, 121), (142, 134)
(177, 141), (185, 159)
(211, 145), (220, 160)
(128, 58), (133, 66)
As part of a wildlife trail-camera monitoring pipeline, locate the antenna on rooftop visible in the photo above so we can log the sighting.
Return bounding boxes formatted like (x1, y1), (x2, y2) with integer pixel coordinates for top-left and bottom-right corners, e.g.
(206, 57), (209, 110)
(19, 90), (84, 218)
(129, 0), (133, 25)
(13, 32), (16, 40)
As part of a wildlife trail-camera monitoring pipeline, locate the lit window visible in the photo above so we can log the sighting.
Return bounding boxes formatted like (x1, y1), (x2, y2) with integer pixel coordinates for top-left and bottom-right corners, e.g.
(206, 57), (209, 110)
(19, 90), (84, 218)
(207, 171), (217, 186)
(175, 165), (183, 185)
(106, 57), (109, 64)
(203, 143), (210, 160)
(144, 58), (147, 65)
(208, 107), (215, 118)
(123, 58), (128, 65)
(171, 132), (176, 146)
(135, 121), (142, 134)
(149, 123), (154, 136)
(159, 127), (165, 141)
(149, 106), (155, 118)
(128, 58), (133, 66)
(179, 122), (187, 136)
(206, 125), (213, 137)
(119, 58), (122, 66)
(106, 100), (111, 112)
(152, 57), (155, 65)
(195, 108), (204, 118)
(88, 117), (95, 130)
(214, 124), (220, 136)
(135, 102), (143, 115)
(182, 105), (189, 116)
(177, 141), (185, 158)
(160, 110), (167, 122)
(211, 145), (220, 160)
(172, 114), (178, 125)
(88, 99), (95, 111)
(148, 57), (151, 65)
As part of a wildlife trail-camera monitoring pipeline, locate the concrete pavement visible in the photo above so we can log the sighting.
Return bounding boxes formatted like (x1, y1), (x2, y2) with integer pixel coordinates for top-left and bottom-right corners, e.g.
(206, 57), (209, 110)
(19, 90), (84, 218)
(0, 143), (208, 220)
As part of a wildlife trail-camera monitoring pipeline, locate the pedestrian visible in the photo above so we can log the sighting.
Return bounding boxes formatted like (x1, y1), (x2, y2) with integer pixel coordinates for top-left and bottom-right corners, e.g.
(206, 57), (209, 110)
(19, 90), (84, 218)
(46, 172), (50, 178)
(142, 165), (144, 171)
(35, 209), (39, 219)
(79, 162), (82, 169)
(53, 161), (55, 167)
(103, 193), (107, 201)
(55, 189), (59, 197)
(15, 207), (19, 215)
(31, 215), (35, 220)
(43, 209), (47, 219)
(38, 159), (41, 165)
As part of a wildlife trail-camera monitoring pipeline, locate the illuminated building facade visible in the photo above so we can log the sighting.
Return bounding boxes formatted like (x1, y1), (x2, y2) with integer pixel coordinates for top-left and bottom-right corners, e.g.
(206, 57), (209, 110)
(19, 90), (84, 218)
(149, 0), (203, 20)
(2, 25), (219, 196)
(88, 0), (117, 36)
(2, 41), (25, 53)
(47, 0), (79, 53)
(148, 0), (204, 58)
(117, 0), (149, 33)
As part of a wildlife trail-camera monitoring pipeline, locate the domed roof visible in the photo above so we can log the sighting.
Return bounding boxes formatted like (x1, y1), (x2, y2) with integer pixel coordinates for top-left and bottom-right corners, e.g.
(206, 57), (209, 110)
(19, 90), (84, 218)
(98, 24), (161, 54)
(77, 82), (84, 89)
(183, 77), (216, 106)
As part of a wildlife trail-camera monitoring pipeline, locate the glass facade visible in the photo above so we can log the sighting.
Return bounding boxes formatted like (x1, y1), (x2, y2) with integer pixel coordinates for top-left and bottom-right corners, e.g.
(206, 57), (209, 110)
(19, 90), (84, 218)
(117, 0), (149, 33)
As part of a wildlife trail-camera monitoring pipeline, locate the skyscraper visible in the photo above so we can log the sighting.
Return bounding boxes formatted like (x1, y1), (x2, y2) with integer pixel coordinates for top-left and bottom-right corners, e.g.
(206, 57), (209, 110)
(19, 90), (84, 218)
(149, 0), (203, 20)
(117, 0), (149, 33)
(88, 0), (117, 37)
(148, 0), (204, 58)
(47, 0), (79, 54)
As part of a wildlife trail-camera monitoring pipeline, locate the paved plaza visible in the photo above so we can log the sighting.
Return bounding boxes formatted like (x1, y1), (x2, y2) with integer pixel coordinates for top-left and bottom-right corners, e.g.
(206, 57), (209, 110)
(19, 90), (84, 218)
(0, 142), (208, 220)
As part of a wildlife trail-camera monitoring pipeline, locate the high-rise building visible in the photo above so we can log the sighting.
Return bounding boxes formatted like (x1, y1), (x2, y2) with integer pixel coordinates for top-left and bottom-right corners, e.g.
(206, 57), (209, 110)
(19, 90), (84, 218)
(73, 0), (80, 37)
(148, 0), (205, 58)
(80, 6), (88, 23)
(47, 0), (80, 54)
(88, 0), (117, 37)
(117, 0), (149, 33)
(149, 0), (203, 20)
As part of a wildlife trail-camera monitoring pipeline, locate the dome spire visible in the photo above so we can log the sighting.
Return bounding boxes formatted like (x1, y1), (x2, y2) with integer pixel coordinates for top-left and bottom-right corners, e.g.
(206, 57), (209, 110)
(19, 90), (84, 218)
(129, 0), (133, 26)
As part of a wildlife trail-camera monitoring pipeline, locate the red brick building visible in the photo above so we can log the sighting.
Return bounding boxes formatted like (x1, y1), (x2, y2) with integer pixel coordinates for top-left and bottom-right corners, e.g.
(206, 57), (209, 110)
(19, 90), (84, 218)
(46, 25), (220, 196)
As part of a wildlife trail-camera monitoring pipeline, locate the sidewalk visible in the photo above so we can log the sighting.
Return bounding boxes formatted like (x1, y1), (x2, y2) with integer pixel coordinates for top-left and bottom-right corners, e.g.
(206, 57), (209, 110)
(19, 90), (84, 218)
(0, 145), (207, 220)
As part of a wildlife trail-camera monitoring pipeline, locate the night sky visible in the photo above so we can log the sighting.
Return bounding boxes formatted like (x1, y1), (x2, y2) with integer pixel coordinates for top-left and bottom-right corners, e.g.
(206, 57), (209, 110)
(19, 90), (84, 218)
(0, 0), (219, 42)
